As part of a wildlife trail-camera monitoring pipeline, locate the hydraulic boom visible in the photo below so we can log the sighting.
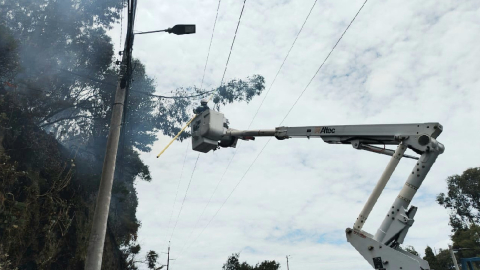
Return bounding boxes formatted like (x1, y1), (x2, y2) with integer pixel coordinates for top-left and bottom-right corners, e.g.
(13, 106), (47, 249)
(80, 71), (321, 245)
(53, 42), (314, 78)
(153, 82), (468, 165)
(190, 108), (444, 270)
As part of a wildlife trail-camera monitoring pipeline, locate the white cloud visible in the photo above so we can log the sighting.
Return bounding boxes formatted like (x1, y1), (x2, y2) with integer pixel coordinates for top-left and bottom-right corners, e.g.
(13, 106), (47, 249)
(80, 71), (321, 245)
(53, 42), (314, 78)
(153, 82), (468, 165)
(107, 0), (480, 269)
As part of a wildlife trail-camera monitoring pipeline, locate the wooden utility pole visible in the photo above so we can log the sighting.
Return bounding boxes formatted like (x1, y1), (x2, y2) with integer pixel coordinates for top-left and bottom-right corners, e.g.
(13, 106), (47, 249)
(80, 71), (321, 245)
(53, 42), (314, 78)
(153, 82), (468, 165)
(286, 255), (290, 270)
(84, 1), (136, 269)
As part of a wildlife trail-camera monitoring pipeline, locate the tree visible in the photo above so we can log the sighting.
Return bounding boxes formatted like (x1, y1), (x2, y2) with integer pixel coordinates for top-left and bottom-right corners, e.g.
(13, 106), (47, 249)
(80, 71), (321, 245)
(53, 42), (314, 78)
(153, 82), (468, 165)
(404, 245), (419, 256)
(437, 167), (480, 231)
(254, 260), (280, 270)
(1, 0), (266, 268)
(451, 224), (480, 259)
(423, 167), (480, 269)
(222, 254), (280, 270)
(0, 25), (19, 82)
(145, 250), (164, 270)
(423, 246), (440, 270)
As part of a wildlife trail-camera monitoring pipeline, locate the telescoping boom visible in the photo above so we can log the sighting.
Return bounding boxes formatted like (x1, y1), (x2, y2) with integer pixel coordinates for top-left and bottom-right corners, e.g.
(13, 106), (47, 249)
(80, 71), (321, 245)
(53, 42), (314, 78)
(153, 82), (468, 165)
(190, 108), (444, 270)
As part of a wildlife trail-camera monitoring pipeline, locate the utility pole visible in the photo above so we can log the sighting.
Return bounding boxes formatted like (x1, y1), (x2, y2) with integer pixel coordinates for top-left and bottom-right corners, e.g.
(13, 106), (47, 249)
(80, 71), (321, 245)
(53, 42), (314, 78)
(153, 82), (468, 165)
(84, 1), (137, 269)
(82, 0), (194, 267)
(449, 245), (460, 270)
(286, 255), (290, 270)
(167, 246), (170, 270)
(163, 242), (175, 270)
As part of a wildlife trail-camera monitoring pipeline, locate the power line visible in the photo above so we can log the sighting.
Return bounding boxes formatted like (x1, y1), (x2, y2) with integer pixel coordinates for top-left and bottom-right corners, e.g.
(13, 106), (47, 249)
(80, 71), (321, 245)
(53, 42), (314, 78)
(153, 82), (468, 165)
(120, 0), (125, 52)
(176, 151), (237, 254)
(247, 0), (319, 129)
(165, 0), (249, 245)
(163, 141), (190, 249)
(200, 0), (222, 89)
(176, 0), (368, 260)
(170, 0), (249, 253)
(279, 0), (368, 125)
(176, 138), (271, 262)
(219, 0), (247, 86)
(174, 0), (320, 259)
(174, 0), (318, 246)
(156, 0), (249, 156)
(169, 153), (200, 242)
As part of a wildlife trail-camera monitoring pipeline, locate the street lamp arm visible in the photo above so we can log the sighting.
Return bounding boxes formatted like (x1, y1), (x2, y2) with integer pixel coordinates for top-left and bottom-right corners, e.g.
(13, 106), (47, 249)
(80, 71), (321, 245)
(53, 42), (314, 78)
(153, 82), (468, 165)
(134, 24), (195, 35)
(134, 29), (167, 35)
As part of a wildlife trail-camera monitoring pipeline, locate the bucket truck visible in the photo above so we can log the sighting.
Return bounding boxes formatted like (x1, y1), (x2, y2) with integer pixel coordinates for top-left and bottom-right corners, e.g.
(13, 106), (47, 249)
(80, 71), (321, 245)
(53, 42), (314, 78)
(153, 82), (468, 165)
(190, 108), (444, 270)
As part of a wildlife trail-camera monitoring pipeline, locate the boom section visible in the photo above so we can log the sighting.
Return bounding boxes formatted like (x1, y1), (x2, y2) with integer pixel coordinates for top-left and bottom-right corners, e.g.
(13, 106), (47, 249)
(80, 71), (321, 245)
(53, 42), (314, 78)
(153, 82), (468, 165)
(226, 123), (442, 150)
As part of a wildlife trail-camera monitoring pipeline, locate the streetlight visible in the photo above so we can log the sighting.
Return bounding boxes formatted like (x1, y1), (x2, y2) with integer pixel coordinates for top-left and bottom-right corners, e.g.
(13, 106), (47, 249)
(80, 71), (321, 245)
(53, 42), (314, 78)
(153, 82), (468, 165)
(135, 24), (196, 35)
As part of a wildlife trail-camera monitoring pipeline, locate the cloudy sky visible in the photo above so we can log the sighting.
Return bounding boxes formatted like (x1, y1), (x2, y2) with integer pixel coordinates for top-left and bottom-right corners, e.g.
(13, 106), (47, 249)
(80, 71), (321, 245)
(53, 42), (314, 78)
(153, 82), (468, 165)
(107, 0), (480, 269)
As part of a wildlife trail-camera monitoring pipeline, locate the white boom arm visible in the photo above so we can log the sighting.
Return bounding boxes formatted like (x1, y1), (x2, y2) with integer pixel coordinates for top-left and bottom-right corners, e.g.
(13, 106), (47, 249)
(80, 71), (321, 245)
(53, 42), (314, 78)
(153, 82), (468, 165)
(190, 109), (444, 270)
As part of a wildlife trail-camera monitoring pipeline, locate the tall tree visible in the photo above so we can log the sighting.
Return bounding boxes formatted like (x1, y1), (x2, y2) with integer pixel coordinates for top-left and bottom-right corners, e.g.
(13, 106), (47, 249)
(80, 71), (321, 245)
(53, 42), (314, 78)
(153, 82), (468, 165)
(2, 0), (266, 268)
(423, 167), (480, 268)
(437, 167), (480, 231)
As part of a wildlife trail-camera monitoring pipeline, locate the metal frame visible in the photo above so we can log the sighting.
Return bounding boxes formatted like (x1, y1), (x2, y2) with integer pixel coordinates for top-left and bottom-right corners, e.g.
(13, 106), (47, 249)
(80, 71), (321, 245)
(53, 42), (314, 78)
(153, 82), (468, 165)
(191, 109), (445, 270)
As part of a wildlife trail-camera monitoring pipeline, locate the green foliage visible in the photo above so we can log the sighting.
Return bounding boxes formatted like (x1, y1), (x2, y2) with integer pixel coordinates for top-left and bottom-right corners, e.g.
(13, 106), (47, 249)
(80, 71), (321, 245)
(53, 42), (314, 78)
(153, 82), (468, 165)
(423, 247), (454, 270)
(146, 250), (159, 269)
(451, 224), (480, 259)
(0, 25), (19, 82)
(424, 167), (480, 269)
(1, 0), (265, 269)
(222, 253), (280, 270)
(423, 247), (438, 269)
(437, 167), (480, 231)
(404, 245), (419, 256)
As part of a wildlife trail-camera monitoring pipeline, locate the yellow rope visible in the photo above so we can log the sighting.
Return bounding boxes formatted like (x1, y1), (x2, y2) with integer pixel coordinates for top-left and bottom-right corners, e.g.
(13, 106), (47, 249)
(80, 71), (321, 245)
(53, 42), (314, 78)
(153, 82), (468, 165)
(156, 92), (217, 158)
(156, 115), (197, 158)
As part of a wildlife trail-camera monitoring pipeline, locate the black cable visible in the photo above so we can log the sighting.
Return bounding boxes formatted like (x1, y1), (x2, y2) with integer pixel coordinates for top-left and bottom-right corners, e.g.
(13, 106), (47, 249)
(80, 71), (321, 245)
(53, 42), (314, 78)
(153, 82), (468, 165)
(176, 2), (320, 250)
(120, 0), (124, 52)
(247, 0), (318, 129)
(169, 153), (200, 242)
(163, 141), (190, 249)
(219, 0), (247, 86)
(175, 0), (368, 260)
(171, 0), (248, 255)
(176, 150), (237, 254)
(200, 0), (222, 89)
(179, 138), (271, 259)
(279, 0), (368, 125)
(175, 0), (320, 259)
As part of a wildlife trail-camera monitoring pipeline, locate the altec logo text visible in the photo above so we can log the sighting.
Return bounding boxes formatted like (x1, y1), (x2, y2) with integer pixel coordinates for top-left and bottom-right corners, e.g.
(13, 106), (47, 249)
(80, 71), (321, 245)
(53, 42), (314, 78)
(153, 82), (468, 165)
(320, 127), (335, 134)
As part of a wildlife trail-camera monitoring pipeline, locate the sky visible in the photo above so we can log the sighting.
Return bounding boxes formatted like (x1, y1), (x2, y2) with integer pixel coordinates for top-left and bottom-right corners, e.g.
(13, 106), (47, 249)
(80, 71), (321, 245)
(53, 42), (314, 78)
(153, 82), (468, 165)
(107, 0), (480, 269)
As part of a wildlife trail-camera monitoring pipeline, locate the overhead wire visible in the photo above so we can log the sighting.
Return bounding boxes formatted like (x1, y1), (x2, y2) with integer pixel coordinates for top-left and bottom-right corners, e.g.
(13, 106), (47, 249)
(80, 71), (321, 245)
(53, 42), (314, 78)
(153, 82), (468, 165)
(162, 141), (189, 249)
(175, 0), (320, 258)
(156, 0), (248, 158)
(165, 0), (248, 250)
(279, 0), (368, 125)
(247, 0), (319, 129)
(169, 153), (200, 242)
(200, 0), (222, 90)
(176, 150), (237, 254)
(175, 0), (368, 261)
